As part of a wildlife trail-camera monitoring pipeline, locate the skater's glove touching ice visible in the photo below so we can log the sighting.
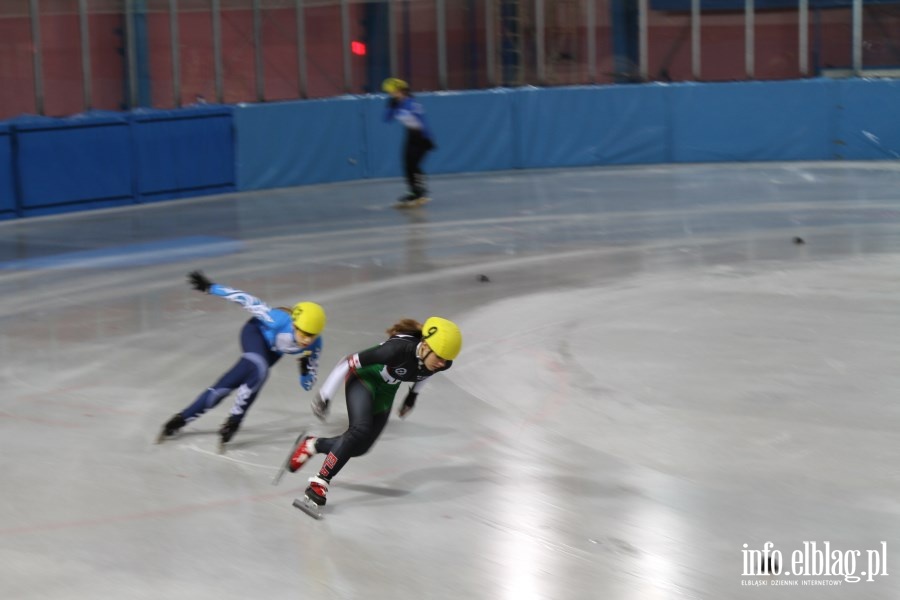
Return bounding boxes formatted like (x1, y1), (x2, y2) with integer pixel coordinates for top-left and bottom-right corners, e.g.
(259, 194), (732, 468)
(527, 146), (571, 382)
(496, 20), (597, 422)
(188, 270), (213, 293)
(398, 391), (418, 418)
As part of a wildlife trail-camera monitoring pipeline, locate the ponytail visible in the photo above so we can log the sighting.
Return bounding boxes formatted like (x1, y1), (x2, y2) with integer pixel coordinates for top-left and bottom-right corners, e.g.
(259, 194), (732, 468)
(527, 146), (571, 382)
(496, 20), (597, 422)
(386, 318), (422, 337)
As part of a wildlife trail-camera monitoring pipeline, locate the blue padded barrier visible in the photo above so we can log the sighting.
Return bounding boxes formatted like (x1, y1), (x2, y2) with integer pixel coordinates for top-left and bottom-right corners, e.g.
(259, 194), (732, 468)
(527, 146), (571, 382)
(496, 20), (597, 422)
(131, 106), (235, 202)
(417, 90), (517, 174)
(364, 90), (518, 178)
(516, 85), (670, 169)
(361, 95), (403, 179)
(668, 80), (836, 163)
(14, 112), (134, 216)
(0, 123), (13, 219)
(231, 79), (900, 194)
(235, 98), (366, 191)
(833, 79), (900, 160)
(5, 79), (899, 219)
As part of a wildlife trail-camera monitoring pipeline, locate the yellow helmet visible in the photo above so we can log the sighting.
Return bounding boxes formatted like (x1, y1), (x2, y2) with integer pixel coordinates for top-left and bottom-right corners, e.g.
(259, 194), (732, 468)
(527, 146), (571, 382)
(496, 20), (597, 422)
(291, 302), (326, 335)
(421, 316), (462, 360)
(382, 77), (408, 94)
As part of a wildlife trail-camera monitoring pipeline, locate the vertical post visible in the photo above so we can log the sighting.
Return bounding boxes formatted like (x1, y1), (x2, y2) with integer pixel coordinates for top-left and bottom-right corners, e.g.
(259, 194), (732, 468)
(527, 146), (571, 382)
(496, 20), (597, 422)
(295, 0), (308, 98)
(851, 0), (861, 74)
(362, 2), (389, 93)
(125, 0), (138, 107)
(389, 0), (398, 77)
(745, 0), (754, 78)
(437, 0), (448, 88)
(133, 0), (151, 107)
(28, 0), (44, 115)
(170, 0), (181, 106)
(253, 0), (264, 101)
(78, 0), (92, 110)
(341, 0), (351, 92)
(535, 0), (545, 84)
(638, 0), (648, 80)
(403, 0), (412, 80)
(799, 0), (808, 75)
(466, 0), (477, 88)
(587, 0), (596, 83)
(212, 0), (223, 103)
(691, 0), (700, 79)
(486, 0), (496, 86)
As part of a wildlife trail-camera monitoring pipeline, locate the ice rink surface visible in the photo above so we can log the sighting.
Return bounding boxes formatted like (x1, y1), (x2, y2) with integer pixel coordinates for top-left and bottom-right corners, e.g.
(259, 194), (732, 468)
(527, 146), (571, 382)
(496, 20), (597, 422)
(2, 162), (900, 599)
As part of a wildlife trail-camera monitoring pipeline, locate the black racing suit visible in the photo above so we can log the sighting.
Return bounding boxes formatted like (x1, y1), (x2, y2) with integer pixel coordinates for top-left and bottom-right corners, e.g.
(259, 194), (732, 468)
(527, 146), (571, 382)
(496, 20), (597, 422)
(385, 96), (436, 199)
(314, 333), (452, 481)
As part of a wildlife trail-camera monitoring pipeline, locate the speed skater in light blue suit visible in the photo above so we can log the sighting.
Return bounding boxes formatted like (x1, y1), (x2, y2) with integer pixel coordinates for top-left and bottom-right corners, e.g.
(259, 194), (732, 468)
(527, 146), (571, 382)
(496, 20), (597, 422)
(157, 271), (327, 449)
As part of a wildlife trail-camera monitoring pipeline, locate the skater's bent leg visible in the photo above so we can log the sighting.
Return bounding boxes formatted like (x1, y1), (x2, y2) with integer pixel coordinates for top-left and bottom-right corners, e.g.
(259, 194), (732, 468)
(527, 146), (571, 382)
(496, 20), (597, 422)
(180, 319), (276, 423)
(181, 356), (257, 421)
(403, 139), (417, 195)
(181, 387), (230, 422)
(315, 409), (387, 457)
(223, 320), (280, 421)
(224, 353), (270, 419)
(315, 378), (384, 480)
(408, 134), (431, 197)
(356, 411), (389, 455)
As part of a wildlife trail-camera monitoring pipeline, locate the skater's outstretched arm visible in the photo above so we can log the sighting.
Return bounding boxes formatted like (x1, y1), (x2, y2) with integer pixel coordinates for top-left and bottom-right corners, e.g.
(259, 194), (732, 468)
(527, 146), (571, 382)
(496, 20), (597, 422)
(187, 270), (275, 323)
(208, 286), (275, 323)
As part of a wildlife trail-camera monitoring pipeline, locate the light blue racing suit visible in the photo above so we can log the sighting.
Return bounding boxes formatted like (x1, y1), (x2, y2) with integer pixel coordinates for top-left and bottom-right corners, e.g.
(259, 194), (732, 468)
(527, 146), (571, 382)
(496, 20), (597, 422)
(180, 284), (322, 423)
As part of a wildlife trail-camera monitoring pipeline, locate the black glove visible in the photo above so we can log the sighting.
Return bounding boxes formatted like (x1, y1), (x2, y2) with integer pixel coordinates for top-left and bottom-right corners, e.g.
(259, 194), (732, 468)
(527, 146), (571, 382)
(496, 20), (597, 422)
(398, 390), (418, 418)
(187, 270), (212, 293)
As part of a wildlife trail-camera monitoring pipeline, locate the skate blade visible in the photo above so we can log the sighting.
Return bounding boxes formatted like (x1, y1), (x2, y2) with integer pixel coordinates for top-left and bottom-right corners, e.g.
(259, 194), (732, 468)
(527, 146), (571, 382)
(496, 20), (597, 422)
(393, 198), (430, 209)
(292, 496), (323, 519)
(218, 440), (227, 454)
(271, 430), (307, 486)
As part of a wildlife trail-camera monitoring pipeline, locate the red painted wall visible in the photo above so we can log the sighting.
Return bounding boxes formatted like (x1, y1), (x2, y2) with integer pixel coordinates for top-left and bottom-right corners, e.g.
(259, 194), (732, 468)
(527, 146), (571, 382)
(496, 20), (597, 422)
(0, 4), (896, 119)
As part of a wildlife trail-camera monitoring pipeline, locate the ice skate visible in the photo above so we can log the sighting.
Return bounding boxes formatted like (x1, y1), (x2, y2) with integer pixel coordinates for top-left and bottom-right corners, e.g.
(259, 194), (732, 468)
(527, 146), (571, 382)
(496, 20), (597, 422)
(292, 495), (323, 519)
(271, 431), (308, 486)
(156, 413), (186, 444)
(288, 436), (317, 473)
(393, 193), (417, 209)
(311, 392), (329, 421)
(293, 476), (329, 518)
(218, 415), (242, 453)
(393, 193), (430, 209)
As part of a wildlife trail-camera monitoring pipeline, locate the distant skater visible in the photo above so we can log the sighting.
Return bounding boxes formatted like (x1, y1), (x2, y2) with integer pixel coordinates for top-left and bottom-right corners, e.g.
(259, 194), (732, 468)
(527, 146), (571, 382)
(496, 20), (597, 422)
(383, 77), (436, 207)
